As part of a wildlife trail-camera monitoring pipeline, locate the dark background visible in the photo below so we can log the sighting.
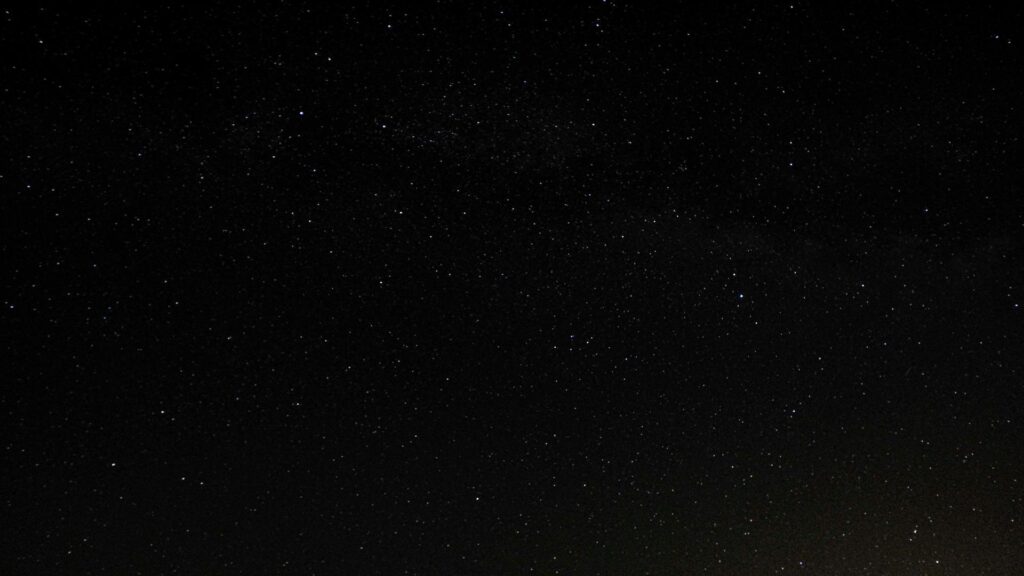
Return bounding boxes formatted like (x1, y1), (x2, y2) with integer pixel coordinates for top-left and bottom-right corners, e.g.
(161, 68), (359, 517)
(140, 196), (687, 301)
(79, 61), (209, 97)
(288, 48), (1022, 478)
(3, 2), (1023, 574)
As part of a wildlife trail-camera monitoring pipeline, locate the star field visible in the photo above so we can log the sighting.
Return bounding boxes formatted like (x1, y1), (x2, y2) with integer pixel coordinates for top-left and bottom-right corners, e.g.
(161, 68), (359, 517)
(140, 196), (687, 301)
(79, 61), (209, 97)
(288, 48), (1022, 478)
(3, 3), (1024, 575)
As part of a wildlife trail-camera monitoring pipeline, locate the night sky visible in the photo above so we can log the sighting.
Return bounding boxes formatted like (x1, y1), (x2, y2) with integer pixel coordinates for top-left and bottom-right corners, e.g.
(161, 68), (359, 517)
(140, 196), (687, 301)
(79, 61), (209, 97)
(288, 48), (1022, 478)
(3, 3), (1024, 574)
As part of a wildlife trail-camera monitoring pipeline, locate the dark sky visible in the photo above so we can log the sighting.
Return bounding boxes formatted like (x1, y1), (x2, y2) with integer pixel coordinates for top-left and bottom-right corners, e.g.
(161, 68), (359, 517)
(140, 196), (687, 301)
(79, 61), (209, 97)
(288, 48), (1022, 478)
(3, 2), (1023, 574)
